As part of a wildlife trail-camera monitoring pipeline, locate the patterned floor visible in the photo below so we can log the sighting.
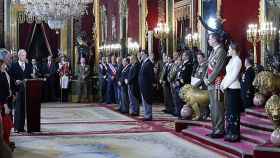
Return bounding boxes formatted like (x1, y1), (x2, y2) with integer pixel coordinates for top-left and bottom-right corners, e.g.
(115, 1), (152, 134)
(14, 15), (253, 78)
(12, 103), (225, 158)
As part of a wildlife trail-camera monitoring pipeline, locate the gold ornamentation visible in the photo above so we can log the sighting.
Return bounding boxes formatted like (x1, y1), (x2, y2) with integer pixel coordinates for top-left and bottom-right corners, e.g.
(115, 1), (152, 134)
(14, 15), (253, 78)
(179, 84), (209, 120)
(253, 71), (280, 95)
(265, 95), (280, 129)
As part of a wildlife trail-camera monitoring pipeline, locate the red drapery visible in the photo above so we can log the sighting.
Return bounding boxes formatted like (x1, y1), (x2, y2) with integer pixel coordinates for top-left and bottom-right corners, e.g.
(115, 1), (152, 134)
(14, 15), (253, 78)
(19, 22), (60, 57)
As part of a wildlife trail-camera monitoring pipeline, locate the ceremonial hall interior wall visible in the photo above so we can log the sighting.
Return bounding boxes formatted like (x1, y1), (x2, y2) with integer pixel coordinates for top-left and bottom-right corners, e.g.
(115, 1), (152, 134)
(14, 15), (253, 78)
(221, 0), (260, 61)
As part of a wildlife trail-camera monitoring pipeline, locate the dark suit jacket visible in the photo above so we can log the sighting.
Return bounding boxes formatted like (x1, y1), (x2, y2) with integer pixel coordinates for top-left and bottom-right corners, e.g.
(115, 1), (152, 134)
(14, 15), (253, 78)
(41, 62), (58, 78)
(128, 62), (140, 98)
(241, 66), (255, 99)
(119, 64), (131, 88)
(178, 60), (193, 86)
(160, 63), (171, 86)
(9, 61), (32, 92)
(0, 72), (11, 103)
(138, 59), (154, 104)
(99, 63), (107, 79)
(107, 63), (118, 81)
(116, 64), (123, 84)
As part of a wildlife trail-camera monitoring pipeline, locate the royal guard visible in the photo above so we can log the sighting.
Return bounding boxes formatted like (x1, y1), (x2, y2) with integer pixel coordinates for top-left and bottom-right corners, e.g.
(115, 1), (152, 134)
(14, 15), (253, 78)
(58, 56), (71, 102)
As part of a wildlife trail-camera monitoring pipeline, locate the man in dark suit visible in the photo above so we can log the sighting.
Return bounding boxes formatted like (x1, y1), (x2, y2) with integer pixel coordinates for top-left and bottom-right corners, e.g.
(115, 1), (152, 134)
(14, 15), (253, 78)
(241, 57), (255, 110)
(31, 59), (41, 79)
(9, 49), (32, 132)
(116, 56), (123, 109)
(118, 57), (131, 113)
(41, 56), (58, 101)
(106, 55), (118, 104)
(138, 51), (154, 121)
(99, 56), (108, 103)
(128, 55), (141, 116)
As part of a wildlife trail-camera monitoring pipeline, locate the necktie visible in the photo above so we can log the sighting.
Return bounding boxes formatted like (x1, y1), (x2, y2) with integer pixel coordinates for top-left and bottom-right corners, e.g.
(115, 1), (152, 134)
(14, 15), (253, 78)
(21, 63), (25, 71)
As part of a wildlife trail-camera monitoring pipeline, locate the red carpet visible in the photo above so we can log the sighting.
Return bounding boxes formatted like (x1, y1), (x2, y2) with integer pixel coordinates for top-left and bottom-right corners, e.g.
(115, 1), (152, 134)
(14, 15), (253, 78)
(175, 107), (280, 158)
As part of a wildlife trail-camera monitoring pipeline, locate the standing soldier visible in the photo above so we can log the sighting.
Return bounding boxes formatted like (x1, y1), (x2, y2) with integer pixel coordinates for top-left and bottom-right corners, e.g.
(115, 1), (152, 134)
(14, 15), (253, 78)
(175, 52), (193, 118)
(193, 52), (209, 120)
(160, 56), (173, 114)
(204, 33), (227, 138)
(168, 55), (180, 116)
(77, 57), (90, 103)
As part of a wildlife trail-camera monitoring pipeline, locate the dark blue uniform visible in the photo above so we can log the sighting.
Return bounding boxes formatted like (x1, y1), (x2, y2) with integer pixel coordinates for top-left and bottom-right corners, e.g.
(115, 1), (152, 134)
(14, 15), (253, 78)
(240, 66), (255, 110)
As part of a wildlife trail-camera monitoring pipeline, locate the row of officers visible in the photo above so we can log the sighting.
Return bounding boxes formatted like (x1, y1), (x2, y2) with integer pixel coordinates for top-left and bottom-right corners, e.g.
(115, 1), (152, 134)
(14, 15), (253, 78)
(99, 33), (255, 143)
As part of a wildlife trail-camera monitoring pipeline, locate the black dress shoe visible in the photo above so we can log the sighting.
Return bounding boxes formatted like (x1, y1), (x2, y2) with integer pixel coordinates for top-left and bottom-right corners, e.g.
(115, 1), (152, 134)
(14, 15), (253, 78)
(15, 129), (26, 133)
(224, 135), (240, 142)
(210, 133), (224, 139)
(206, 132), (214, 137)
(162, 109), (172, 114)
(130, 113), (140, 116)
(224, 134), (232, 141)
(120, 111), (129, 114)
(142, 118), (153, 121)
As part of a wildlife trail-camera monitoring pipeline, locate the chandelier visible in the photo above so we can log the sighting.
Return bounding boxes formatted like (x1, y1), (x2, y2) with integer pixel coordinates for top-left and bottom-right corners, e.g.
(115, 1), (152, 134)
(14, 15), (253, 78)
(47, 19), (64, 33)
(14, 0), (89, 29)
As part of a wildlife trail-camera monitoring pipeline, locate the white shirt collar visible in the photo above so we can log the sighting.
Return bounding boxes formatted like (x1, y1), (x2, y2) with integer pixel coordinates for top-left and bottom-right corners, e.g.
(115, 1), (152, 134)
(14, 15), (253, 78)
(18, 60), (25, 65)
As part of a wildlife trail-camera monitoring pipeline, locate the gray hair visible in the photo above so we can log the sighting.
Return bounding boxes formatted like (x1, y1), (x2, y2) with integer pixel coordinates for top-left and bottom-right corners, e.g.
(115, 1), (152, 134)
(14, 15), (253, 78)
(18, 49), (27, 57)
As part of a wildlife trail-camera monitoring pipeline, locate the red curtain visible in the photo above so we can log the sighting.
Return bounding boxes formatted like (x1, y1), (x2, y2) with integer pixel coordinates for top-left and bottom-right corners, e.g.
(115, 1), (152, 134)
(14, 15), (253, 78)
(19, 22), (36, 50)
(41, 23), (60, 57)
(19, 22), (60, 57)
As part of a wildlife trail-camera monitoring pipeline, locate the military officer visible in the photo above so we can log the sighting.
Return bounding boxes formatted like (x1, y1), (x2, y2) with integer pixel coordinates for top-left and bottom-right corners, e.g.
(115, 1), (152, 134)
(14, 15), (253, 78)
(174, 52), (193, 118)
(160, 56), (173, 114)
(193, 52), (209, 120)
(240, 57), (255, 110)
(204, 33), (227, 138)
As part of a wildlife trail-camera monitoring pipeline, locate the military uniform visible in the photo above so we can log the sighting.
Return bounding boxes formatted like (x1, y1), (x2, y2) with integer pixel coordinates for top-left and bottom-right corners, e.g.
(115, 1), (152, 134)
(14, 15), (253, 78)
(193, 61), (209, 120)
(167, 62), (178, 115)
(160, 62), (173, 113)
(240, 66), (255, 110)
(99, 63), (108, 103)
(77, 64), (90, 102)
(193, 61), (208, 89)
(206, 45), (227, 135)
(175, 60), (193, 117)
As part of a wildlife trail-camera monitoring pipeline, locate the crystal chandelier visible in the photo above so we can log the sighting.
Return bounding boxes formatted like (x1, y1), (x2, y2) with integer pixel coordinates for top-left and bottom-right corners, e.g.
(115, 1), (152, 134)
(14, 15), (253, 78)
(47, 19), (64, 33)
(14, 0), (89, 29)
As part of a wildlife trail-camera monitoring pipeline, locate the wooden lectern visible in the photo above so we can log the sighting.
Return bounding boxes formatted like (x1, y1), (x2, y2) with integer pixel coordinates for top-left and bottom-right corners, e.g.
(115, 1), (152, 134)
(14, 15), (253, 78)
(24, 79), (43, 133)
